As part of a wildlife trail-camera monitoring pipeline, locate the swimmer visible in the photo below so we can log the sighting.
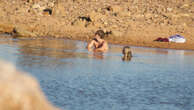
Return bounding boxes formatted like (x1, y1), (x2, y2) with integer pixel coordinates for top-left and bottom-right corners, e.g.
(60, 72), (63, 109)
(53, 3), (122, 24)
(87, 30), (108, 52)
(122, 46), (132, 61)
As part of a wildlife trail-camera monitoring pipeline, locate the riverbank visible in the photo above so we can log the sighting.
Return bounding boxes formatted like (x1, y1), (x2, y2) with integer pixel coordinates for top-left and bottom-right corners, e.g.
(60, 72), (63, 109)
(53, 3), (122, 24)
(0, 0), (194, 50)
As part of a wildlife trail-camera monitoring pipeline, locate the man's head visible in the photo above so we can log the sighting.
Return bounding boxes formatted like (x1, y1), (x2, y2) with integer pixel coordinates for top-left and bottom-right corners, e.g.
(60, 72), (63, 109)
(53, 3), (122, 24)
(95, 30), (105, 39)
(122, 46), (132, 56)
(122, 46), (132, 61)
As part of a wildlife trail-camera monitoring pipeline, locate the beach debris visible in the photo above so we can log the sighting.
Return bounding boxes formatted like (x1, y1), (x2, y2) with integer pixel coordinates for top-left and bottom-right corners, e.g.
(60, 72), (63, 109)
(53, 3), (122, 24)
(168, 34), (186, 43)
(154, 34), (186, 43)
(154, 37), (169, 42)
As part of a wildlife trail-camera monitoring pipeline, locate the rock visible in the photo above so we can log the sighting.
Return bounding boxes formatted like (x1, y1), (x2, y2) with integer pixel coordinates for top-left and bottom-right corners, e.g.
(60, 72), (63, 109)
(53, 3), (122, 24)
(48, 2), (55, 7)
(32, 4), (41, 9)
(0, 60), (59, 110)
(0, 23), (14, 33)
(167, 8), (173, 12)
(43, 8), (52, 15)
(13, 27), (37, 37)
(103, 21), (108, 25)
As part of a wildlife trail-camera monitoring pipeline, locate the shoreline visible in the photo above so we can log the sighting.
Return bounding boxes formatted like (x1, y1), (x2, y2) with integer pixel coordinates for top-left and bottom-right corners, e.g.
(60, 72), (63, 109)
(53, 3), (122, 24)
(1, 32), (194, 51)
(0, 0), (194, 51)
(54, 34), (194, 51)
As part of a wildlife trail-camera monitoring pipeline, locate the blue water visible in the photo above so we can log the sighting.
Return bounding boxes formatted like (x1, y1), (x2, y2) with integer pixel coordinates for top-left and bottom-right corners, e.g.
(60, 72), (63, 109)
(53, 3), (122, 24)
(0, 37), (194, 110)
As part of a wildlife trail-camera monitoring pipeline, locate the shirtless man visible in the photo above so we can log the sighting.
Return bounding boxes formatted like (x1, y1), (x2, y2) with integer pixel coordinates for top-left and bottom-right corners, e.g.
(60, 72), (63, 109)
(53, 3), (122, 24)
(87, 30), (108, 52)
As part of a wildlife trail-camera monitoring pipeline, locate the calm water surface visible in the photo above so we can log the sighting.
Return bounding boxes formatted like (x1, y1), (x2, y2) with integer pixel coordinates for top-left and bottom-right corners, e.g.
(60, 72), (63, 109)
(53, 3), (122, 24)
(0, 36), (194, 110)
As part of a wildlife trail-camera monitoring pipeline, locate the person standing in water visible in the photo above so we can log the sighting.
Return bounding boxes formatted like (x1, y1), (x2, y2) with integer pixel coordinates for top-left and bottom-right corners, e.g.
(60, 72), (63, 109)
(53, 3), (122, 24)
(122, 46), (132, 61)
(87, 30), (109, 52)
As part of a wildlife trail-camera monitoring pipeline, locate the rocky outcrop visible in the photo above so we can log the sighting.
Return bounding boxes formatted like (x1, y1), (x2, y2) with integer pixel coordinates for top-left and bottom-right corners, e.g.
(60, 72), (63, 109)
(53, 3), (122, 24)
(0, 60), (59, 110)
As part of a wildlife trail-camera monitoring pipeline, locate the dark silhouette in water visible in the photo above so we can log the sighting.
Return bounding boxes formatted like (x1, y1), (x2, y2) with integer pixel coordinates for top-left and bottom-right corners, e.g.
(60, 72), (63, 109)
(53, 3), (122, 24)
(122, 46), (132, 61)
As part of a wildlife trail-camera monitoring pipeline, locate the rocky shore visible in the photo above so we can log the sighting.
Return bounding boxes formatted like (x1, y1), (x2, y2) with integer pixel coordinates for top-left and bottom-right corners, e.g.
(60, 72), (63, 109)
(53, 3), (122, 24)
(0, 0), (194, 50)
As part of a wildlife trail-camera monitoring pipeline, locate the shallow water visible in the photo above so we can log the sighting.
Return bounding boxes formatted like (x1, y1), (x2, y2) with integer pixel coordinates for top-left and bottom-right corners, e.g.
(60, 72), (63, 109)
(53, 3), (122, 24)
(0, 36), (194, 110)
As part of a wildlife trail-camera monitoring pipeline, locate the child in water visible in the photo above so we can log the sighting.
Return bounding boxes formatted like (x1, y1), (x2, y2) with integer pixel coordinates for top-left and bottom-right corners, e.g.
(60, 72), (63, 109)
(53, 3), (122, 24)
(87, 30), (109, 52)
(122, 46), (132, 61)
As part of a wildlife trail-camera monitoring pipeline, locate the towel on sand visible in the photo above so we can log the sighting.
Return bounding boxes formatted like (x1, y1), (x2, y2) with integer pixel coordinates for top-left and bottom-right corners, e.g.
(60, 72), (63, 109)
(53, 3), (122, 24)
(168, 34), (186, 43)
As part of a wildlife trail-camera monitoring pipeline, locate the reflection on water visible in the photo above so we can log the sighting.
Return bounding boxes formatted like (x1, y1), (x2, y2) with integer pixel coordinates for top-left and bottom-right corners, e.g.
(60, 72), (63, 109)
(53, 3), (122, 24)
(92, 52), (104, 60)
(0, 36), (194, 110)
(16, 39), (79, 67)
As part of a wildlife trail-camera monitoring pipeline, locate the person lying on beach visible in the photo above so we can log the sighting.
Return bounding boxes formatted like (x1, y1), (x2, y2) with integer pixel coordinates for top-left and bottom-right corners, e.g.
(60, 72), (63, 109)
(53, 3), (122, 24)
(122, 46), (132, 61)
(87, 30), (108, 52)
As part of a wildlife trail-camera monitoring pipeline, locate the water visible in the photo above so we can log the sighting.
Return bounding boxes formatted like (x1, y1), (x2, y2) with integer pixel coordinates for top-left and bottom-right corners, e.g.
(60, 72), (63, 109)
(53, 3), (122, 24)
(0, 36), (194, 110)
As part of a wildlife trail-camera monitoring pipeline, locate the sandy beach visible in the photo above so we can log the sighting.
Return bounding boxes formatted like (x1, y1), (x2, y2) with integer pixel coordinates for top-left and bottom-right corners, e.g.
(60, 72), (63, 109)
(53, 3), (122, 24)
(0, 0), (194, 50)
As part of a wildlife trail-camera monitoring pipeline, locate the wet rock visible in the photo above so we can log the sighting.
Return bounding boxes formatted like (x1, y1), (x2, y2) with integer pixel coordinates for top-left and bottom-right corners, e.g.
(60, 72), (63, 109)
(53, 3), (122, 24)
(0, 60), (58, 110)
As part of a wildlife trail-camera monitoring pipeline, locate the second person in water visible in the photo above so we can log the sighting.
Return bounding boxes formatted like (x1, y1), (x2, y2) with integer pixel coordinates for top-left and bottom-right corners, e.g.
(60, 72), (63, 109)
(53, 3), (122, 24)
(87, 30), (109, 52)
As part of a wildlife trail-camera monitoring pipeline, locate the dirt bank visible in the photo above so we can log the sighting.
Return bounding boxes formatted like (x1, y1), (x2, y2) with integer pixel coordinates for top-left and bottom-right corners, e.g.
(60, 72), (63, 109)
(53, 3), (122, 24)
(0, 0), (194, 50)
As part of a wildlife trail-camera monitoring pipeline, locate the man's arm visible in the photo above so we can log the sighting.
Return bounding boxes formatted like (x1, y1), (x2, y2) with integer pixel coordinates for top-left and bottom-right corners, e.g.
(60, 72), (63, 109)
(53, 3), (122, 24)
(94, 41), (108, 52)
(86, 40), (95, 51)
